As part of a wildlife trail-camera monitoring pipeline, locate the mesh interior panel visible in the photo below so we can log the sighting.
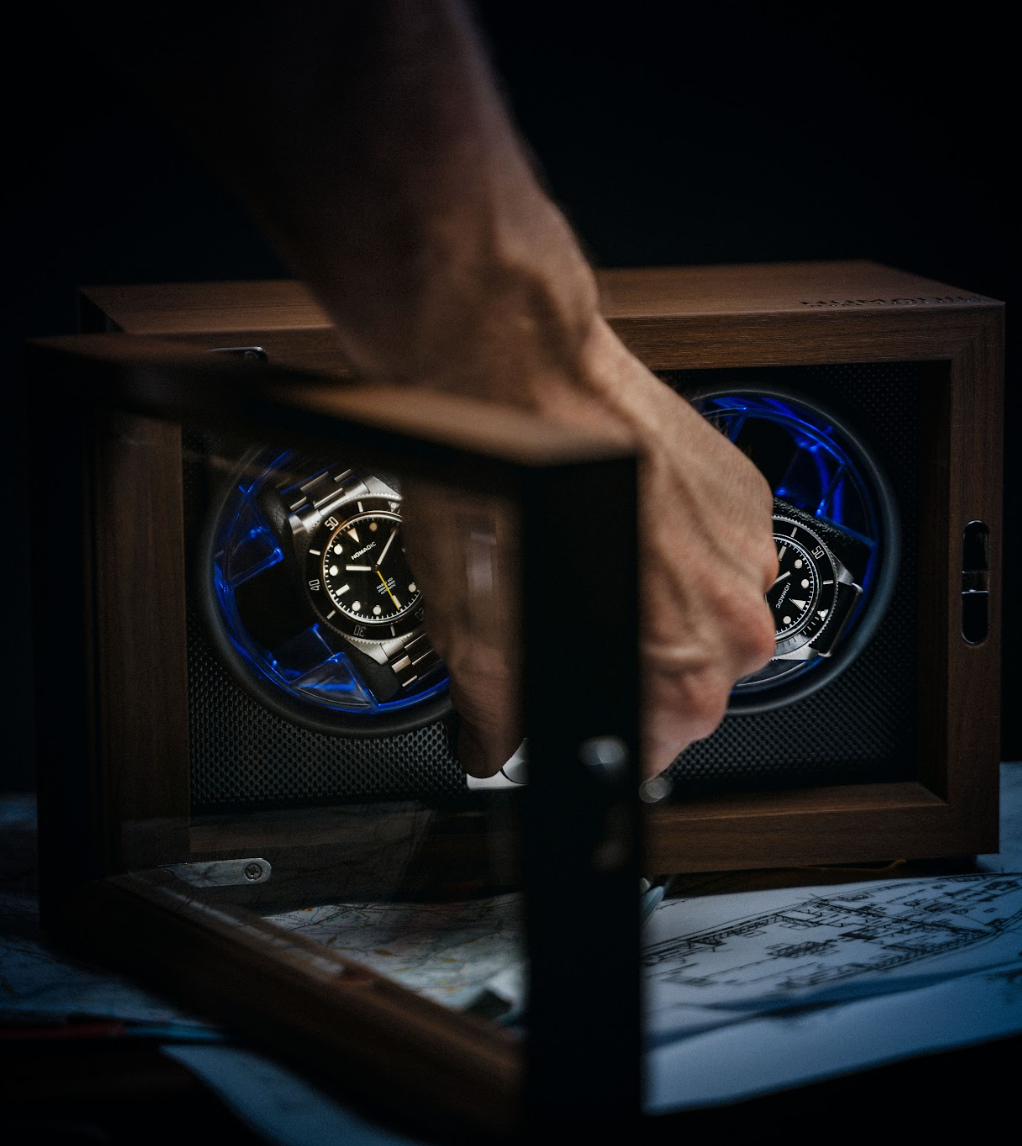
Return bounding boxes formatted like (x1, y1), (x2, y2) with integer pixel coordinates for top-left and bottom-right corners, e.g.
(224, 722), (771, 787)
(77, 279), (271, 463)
(183, 437), (467, 814)
(661, 361), (921, 796)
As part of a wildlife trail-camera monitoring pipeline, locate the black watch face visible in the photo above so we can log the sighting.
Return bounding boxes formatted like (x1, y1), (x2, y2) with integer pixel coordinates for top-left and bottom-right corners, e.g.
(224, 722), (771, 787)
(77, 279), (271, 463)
(305, 503), (425, 640)
(768, 518), (838, 655)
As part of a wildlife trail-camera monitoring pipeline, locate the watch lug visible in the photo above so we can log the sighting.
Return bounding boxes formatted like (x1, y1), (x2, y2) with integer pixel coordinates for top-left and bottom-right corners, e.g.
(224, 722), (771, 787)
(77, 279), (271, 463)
(811, 580), (863, 656)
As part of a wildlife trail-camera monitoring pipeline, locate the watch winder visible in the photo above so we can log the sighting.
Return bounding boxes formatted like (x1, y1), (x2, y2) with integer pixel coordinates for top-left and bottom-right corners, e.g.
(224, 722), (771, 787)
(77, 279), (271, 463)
(71, 260), (1004, 872)
(27, 259), (1002, 1137)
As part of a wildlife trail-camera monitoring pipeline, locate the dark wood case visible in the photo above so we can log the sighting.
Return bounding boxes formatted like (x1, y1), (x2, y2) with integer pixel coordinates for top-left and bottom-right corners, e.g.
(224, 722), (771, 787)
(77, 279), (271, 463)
(28, 261), (1003, 1136)
(77, 260), (1006, 871)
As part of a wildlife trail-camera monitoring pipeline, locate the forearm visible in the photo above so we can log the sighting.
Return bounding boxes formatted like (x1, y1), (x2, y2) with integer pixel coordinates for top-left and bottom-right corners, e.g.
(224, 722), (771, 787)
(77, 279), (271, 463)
(120, 1), (600, 401)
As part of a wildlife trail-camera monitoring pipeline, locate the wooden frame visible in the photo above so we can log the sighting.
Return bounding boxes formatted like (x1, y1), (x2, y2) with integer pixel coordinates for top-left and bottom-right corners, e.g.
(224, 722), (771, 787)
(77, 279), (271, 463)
(29, 338), (644, 1135)
(78, 261), (1005, 871)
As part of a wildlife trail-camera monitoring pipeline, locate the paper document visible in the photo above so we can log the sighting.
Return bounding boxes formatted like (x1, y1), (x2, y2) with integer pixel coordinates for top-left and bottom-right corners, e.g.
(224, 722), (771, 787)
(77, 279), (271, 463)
(646, 959), (1022, 1111)
(264, 893), (526, 1012)
(644, 873), (1022, 1043)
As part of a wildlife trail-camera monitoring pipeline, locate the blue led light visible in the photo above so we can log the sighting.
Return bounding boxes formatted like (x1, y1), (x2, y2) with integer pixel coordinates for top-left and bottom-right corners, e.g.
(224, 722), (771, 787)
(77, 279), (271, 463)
(694, 390), (895, 703)
(210, 449), (449, 719)
(698, 394), (881, 600)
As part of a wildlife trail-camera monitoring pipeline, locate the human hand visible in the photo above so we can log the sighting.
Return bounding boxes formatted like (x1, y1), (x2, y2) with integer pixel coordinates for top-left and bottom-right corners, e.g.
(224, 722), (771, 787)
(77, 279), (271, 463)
(402, 318), (778, 780)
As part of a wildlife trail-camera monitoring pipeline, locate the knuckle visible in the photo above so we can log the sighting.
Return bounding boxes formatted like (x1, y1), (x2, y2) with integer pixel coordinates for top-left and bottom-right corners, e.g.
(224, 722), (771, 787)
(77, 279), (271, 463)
(653, 665), (730, 744)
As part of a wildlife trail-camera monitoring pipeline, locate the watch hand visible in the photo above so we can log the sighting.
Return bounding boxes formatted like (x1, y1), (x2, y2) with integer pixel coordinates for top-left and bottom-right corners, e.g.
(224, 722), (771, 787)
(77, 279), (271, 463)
(377, 568), (401, 609)
(771, 570), (791, 588)
(375, 526), (398, 567)
(346, 565), (372, 572)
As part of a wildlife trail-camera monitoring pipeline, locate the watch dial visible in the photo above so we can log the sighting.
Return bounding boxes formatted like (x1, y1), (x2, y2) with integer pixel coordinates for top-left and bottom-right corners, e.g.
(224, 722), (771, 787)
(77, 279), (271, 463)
(770, 517), (839, 658)
(768, 532), (819, 640)
(305, 502), (424, 640)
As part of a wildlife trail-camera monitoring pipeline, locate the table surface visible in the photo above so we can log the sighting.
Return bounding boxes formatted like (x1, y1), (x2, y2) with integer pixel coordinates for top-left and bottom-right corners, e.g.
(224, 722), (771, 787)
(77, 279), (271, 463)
(3, 767), (1021, 1144)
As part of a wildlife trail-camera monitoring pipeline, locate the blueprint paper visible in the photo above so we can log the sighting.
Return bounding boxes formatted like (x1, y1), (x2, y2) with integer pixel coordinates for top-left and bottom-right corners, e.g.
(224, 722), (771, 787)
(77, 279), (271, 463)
(262, 872), (1022, 1038)
(643, 873), (1022, 1043)
(646, 959), (1022, 1112)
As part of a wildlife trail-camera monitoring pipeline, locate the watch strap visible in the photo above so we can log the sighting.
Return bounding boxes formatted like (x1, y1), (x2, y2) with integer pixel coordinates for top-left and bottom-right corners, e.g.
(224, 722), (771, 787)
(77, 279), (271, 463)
(387, 631), (443, 689)
(281, 465), (369, 523)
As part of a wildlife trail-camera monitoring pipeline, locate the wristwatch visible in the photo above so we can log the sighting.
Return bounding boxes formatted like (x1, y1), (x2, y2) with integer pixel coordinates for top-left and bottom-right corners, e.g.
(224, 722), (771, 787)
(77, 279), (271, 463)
(259, 462), (443, 704)
(737, 498), (867, 690)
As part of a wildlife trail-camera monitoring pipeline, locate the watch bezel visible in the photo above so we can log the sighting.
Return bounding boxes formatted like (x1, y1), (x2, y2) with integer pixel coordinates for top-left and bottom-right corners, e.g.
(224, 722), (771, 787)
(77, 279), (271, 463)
(768, 516), (838, 655)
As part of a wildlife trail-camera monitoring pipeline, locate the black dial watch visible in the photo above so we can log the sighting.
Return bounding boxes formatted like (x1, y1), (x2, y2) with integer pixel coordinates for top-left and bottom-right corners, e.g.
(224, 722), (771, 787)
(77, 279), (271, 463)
(270, 464), (442, 697)
(737, 497), (867, 691)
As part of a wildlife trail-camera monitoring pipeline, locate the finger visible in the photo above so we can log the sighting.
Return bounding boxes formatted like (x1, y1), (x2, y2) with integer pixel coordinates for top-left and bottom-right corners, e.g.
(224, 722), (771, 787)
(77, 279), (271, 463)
(400, 479), (522, 778)
(448, 662), (522, 777)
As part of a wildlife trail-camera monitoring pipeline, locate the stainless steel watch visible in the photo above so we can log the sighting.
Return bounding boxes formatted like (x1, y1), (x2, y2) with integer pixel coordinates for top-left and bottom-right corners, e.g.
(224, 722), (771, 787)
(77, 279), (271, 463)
(269, 464), (442, 700)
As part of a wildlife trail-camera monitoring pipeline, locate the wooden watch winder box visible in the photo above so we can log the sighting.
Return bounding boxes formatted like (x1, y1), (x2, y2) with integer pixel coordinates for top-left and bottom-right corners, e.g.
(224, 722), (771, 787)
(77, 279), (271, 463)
(30, 260), (1002, 1135)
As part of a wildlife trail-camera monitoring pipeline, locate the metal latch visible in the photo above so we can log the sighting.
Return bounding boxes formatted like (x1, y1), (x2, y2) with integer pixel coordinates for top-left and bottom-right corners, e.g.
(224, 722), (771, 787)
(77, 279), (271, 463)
(161, 858), (272, 887)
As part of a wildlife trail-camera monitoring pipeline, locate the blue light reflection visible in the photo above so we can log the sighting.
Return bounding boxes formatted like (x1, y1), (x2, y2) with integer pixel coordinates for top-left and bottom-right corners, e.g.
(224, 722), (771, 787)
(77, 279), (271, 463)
(212, 449), (449, 717)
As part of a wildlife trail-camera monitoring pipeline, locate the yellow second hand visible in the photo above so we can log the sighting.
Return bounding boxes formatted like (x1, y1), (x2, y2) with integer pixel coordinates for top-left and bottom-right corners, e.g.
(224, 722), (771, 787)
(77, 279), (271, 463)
(377, 568), (400, 608)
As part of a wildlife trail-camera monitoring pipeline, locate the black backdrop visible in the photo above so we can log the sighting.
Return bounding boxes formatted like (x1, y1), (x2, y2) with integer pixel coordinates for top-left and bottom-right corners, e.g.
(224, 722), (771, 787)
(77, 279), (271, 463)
(8, 5), (1014, 788)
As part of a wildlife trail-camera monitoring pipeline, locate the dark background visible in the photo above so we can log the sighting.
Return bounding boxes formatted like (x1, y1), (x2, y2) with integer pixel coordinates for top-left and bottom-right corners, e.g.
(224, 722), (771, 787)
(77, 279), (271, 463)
(7, 6), (1014, 789)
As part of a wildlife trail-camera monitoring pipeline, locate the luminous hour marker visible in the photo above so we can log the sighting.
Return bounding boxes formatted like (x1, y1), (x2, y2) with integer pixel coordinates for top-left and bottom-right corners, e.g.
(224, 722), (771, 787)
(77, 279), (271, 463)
(309, 549), (321, 556)
(801, 579), (810, 588)
(791, 599), (806, 610)
(794, 558), (803, 569)
(347, 528), (360, 543)
(329, 565), (338, 576)
(409, 582), (417, 593)
(777, 544), (788, 562)
(352, 600), (362, 611)
(370, 522), (378, 531)
(373, 605), (382, 615)
(346, 565), (371, 572)
(333, 544), (343, 555)
(783, 615), (791, 625)
(336, 583), (350, 595)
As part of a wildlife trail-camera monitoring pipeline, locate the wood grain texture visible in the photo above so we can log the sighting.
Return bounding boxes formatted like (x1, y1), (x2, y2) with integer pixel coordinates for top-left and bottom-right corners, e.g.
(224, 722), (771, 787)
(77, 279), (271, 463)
(56, 874), (521, 1139)
(80, 261), (999, 332)
(92, 413), (191, 870)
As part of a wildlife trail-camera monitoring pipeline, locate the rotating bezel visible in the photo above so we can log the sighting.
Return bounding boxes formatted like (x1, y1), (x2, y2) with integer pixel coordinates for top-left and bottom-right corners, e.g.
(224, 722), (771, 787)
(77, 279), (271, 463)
(770, 516), (839, 657)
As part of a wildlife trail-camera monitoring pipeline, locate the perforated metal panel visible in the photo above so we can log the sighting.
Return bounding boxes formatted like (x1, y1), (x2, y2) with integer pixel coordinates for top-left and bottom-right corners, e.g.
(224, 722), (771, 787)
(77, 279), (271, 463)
(662, 361), (920, 794)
